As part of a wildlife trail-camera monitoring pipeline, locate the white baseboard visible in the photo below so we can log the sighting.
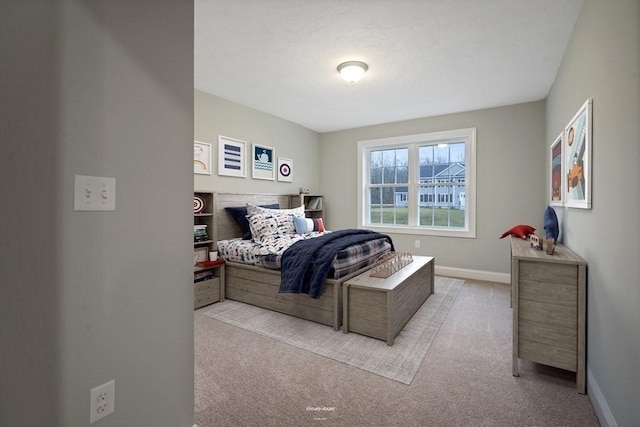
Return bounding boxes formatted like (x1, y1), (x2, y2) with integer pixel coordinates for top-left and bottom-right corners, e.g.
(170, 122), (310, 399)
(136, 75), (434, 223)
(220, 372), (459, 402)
(587, 368), (617, 427)
(435, 265), (510, 284)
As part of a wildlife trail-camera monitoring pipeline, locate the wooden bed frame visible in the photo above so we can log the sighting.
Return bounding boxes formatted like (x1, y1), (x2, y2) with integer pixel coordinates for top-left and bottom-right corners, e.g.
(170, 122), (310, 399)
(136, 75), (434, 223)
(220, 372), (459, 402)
(213, 192), (382, 330)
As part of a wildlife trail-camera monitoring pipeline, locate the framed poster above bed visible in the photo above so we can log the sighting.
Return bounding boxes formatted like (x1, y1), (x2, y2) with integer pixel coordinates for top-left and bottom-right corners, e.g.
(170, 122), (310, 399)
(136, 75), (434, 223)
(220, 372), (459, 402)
(194, 141), (211, 175)
(252, 143), (275, 180)
(218, 135), (247, 178)
(277, 157), (293, 182)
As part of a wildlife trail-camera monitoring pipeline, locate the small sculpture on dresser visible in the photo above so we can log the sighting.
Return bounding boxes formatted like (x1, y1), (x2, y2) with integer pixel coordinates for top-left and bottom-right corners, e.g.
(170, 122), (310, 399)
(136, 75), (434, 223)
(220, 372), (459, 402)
(545, 238), (555, 255)
(529, 234), (543, 250)
(369, 252), (413, 278)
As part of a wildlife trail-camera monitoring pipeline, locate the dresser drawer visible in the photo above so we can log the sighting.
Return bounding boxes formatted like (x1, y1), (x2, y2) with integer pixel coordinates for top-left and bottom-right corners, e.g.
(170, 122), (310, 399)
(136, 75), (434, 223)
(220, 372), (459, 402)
(519, 338), (577, 372)
(519, 299), (577, 328)
(519, 319), (576, 349)
(519, 261), (577, 286)
(519, 279), (577, 306)
(194, 277), (220, 309)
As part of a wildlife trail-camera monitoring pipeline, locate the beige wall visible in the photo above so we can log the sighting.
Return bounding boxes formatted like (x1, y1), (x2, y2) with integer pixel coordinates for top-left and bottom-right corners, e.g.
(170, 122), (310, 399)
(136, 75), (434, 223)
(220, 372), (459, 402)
(194, 90), (321, 196)
(319, 101), (547, 276)
(0, 1), (194, 426)
(546, 1), (640, 425)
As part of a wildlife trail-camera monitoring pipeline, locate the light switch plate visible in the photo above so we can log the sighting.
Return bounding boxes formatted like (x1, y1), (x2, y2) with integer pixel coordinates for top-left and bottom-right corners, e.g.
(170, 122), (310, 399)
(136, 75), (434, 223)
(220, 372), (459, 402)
(74, 175), (116, 211)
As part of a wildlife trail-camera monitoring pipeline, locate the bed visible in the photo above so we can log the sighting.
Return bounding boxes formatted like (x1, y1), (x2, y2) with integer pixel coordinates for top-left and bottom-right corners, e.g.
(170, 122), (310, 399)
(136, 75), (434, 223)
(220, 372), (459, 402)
(213, 192), (393, 330)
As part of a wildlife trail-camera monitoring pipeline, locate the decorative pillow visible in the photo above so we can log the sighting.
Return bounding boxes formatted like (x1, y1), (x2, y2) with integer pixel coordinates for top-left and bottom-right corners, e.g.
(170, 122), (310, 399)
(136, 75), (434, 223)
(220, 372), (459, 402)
(225, 204), (279, 240)
(247, 212), (296, 241)
(543, 206), (559, 242)
(293, 216), (325, 234)
(499, 224), (536, 240)
(246, 203), (305, 217)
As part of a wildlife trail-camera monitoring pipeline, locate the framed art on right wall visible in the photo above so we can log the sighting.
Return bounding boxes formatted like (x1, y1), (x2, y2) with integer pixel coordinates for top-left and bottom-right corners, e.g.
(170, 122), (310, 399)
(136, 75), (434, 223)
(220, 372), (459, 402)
(549, 132), (564, 206)
(564, 98), (592, 209)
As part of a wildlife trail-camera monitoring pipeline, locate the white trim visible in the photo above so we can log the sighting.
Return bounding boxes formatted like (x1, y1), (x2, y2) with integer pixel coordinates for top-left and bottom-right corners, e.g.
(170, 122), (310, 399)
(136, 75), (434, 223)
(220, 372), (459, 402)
(365, 224), (475, 239)
(587, 368), (618, 427)
(435, 265), (510, 284)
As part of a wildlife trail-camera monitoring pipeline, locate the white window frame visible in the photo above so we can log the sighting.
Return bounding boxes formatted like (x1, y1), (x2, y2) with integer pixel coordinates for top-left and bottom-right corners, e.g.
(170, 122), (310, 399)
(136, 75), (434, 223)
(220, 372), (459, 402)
(357, 128), (476, 238)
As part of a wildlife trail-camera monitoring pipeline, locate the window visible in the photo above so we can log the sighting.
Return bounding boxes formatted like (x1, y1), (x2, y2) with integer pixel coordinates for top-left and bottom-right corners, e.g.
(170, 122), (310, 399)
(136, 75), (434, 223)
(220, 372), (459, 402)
(357, 128), (476, 238)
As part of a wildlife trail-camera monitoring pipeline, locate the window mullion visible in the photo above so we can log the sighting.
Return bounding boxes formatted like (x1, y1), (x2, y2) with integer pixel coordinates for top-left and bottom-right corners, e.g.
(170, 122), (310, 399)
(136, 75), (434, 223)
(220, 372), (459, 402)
(407, 144), (418, 226)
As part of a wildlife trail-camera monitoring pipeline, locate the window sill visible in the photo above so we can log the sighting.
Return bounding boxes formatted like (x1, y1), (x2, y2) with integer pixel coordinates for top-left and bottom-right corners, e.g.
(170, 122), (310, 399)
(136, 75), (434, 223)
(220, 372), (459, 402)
(362, 224), (476, 239)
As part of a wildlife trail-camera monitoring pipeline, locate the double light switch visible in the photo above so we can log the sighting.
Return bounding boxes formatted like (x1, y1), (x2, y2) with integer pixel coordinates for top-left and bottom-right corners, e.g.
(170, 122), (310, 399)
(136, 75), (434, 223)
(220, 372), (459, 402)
(74, 175), (116, 211)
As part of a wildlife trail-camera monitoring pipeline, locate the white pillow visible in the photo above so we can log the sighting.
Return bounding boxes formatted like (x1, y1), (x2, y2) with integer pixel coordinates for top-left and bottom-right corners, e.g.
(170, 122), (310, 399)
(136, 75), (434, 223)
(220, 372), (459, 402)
(247, 212), (296, 241)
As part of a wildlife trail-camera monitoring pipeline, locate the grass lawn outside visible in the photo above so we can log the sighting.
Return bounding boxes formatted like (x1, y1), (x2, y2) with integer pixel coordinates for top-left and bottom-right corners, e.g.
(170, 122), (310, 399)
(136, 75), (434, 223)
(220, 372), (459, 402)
(369, 206), (465, 228)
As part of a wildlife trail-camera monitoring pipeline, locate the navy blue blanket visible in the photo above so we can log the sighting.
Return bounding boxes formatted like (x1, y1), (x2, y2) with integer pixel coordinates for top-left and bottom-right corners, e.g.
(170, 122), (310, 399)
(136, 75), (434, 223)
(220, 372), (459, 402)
(279, 229), (394, 299)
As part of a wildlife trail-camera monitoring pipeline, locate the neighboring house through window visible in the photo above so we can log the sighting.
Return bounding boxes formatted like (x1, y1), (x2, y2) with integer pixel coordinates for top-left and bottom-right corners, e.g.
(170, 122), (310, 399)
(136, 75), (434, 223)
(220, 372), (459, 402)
(357, 128), (476, 238)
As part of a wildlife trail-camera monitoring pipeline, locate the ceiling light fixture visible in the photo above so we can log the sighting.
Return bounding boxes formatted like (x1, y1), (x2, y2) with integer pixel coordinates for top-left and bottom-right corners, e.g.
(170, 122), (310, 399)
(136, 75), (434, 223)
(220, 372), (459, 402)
(337, 61), (368, 83)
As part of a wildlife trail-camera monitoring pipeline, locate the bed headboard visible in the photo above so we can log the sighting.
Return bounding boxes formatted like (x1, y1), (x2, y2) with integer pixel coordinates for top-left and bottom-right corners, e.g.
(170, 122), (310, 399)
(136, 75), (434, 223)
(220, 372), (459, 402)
(213, 192), (292, 242)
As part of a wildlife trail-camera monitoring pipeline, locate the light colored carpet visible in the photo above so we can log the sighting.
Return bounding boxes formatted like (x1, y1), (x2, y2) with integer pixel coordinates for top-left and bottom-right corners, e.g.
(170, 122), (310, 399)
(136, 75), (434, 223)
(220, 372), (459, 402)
(201, 276), (463, 385)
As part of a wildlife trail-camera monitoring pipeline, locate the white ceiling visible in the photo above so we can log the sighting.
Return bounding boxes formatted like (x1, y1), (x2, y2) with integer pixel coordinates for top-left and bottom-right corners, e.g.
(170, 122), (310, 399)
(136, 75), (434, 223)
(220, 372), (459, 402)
(195, 1), (583, 133)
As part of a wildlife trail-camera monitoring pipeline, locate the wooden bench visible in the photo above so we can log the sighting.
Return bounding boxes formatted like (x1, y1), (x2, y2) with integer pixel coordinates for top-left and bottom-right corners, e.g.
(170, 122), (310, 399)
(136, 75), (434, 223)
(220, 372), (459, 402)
(342, 256), (434, 345)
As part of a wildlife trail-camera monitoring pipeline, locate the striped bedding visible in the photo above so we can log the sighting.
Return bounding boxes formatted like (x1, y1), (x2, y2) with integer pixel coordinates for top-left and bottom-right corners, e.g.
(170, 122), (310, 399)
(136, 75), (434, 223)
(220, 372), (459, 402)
(217, 233), (392, 279)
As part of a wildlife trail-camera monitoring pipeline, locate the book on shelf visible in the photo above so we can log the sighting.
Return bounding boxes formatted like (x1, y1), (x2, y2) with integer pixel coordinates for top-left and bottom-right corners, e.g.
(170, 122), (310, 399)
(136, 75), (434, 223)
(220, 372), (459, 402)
(194, 228), (209, 241)
(194, 270), (214, 282)
(307, 196), (322, 210)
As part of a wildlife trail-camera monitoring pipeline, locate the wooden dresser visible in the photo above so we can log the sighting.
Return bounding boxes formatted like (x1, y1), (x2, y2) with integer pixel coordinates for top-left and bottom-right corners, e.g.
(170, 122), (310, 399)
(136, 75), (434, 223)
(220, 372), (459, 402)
(510, 236), (586, 394)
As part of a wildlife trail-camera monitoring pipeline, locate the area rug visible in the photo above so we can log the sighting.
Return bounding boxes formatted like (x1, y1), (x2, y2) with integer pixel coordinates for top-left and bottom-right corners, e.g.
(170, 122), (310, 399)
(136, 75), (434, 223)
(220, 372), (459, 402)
(200, 276), (464, 385)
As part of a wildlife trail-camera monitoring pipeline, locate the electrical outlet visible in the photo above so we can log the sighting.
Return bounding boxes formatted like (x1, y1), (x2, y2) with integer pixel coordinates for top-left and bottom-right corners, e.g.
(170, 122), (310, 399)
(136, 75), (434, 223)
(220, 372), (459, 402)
(414, 239), (420, 248)
(90, 380), (115, 424)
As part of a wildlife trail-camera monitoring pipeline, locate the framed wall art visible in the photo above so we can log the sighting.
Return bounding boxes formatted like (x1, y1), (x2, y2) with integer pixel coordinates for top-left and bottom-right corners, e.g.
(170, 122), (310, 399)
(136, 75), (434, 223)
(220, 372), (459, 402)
(277, 157), (293, 182)
(252, 143), (275, 180)
(549, 132), (564, 206)
(218, 135), (246, 178)
(194, 141), (212, 175)
(193, 246), (208, 265)
(564, 98), (592, 209)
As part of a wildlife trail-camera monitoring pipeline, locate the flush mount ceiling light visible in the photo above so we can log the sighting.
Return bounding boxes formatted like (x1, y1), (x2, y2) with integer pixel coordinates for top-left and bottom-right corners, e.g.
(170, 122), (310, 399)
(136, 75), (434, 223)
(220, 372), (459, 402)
(337, 61), (368, 83)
